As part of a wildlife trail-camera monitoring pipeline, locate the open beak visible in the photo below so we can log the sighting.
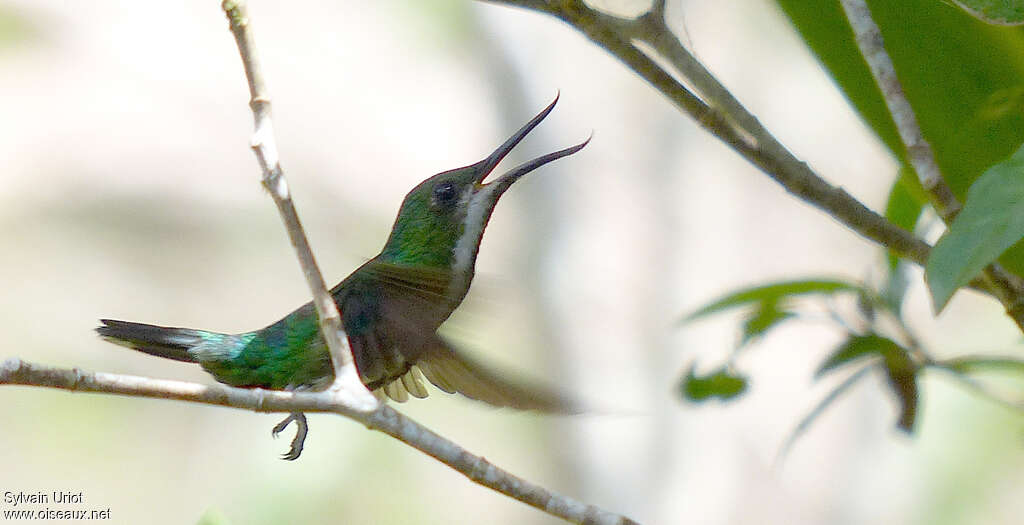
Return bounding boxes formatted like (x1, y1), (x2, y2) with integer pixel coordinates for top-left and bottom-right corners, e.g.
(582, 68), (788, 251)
(470, 93), (590, 198)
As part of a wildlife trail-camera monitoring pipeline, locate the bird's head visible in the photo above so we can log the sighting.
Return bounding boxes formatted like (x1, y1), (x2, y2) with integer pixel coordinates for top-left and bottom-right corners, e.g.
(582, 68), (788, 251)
(379, 95), (588, 278)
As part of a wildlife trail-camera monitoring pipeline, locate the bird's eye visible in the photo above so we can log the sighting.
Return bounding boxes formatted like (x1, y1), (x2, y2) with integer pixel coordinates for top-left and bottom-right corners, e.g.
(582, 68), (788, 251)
(432, 181), (458, 206)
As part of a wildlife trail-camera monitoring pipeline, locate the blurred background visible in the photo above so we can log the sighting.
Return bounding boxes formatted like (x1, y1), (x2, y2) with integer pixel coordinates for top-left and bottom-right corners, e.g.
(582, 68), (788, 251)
(1, 0), (1022, 524)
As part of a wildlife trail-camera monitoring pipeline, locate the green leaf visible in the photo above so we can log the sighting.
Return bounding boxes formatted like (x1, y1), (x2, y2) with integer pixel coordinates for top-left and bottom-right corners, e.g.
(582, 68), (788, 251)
(683, 279), (859, 322)
(817, 334), (918, 432)
(818, 334), (904, 376)
(949, 0), (1024, 25)
(680, 365), (748, 402)
(926, 144), (1024, 311)
(740, 300), (795, 346)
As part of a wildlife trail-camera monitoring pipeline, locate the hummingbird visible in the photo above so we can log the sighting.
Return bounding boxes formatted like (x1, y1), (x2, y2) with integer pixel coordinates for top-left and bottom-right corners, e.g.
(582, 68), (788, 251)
(97, 96), (586, 459)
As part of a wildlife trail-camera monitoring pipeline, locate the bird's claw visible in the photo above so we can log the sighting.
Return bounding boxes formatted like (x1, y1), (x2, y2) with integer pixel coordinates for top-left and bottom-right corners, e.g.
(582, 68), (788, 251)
(271, 413), (296, 438)
(271, 412), (308, 461)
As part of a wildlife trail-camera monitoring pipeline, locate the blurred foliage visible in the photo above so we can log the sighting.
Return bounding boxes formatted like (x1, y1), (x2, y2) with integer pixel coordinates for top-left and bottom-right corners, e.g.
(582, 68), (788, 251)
(675, 0), (1024, 438)
(0, 5), (39, 51)
(683, 279), (858, 322)
(680, 364), (747, 402)
(683, 279), (856, 353)
(399, 0), (476, 47)
(817, 333), (905, 376)
(680, 277), (1024, 435)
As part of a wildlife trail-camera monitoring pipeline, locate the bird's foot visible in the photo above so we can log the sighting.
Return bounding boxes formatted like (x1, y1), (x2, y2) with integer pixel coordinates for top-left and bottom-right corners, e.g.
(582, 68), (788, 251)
(271, 412), (307, 461)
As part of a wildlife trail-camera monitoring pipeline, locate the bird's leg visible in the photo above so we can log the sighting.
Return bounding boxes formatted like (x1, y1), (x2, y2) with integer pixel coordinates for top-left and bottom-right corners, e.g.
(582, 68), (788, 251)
(271, 412), (308, 461)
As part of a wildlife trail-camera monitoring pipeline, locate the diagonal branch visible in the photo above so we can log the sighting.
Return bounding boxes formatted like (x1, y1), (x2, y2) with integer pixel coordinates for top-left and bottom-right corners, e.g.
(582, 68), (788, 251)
(479, 0), (1024, 329)
(482, 0), (929, 265)
(0, 358), (638, 525)
(838, 0), (1024, 330)
(221, 0), (377, 407)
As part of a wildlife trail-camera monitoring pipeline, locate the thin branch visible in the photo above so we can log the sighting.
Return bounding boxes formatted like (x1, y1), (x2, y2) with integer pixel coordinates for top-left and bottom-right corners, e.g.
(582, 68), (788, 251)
(220, 0), (376, 408)
(478, 0), (1024, 329)
(0, 358), (638, 525)
(838, 0), (1024, 331)
(838, 0), (953, 221)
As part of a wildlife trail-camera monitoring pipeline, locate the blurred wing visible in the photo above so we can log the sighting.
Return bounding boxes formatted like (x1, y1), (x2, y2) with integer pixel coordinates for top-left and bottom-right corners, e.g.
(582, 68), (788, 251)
(415, 334), (580, 414)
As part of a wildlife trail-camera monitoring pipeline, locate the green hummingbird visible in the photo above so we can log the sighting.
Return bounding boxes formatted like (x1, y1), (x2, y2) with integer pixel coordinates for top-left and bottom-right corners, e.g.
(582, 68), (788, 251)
(97, 96), (586, 459)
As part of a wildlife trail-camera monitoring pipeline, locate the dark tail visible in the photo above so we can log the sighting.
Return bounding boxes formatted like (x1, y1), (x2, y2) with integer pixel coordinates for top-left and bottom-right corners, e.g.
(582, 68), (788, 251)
(96, 319), (206, 363)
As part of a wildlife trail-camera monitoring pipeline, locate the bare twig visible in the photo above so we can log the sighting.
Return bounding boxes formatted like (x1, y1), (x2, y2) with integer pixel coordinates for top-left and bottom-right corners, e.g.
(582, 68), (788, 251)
(838, 0), (1024, 330)
(0, 358), (637, 525)
(479, 0), (1024, 330)
(221, 0), (377, 408)
(839, 1), (954, 220)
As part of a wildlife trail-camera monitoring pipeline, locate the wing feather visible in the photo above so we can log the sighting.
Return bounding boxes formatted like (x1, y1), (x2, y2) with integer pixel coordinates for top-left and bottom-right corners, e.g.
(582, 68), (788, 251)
(416, 335), (579, 413)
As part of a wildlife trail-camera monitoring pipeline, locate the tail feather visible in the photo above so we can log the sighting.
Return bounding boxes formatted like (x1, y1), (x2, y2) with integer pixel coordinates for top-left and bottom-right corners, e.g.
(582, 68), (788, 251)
(96, 319), (205, 363)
